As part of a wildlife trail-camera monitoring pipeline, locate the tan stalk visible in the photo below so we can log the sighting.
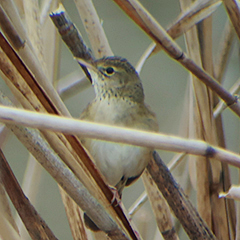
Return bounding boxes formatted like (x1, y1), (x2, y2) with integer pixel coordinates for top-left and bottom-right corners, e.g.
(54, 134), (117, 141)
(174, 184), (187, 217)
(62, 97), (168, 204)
(223, 0), (240, 40)
(0, 149), (58, 240)
(201, 13), (230, 240)
(74, 0), (113, 58)
(23, 0), (45, 70)
(41, 0), (60, 84)
(0, 201), (23, 240)
(0, 183), (19, 234)
(142, 170), (179, 240)
(214, 20), (235, 84)
(179, 0), (212, 228)
(15, 156), (43, 240)
(58, 74), (90, 100)
(152, 0), (222, 55)
(16, 2), (46, 238)
(214, 77), (240, 118)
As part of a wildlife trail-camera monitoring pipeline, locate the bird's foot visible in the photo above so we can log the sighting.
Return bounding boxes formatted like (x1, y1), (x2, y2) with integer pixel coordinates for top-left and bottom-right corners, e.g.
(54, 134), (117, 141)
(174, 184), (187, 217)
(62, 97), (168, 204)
(109, 186), (122, 207)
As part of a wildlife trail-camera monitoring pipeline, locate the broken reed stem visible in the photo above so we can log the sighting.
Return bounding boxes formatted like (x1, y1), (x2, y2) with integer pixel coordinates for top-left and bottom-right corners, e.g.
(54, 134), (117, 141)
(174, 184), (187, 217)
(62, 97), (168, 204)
(50, 5), (93, 82)
(0, 149), (58, 240)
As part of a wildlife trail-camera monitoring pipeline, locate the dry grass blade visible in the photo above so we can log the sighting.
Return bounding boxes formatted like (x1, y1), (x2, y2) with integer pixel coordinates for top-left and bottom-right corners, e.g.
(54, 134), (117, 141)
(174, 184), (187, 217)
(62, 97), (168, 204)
(142, 170), (179, 240)
(40, 0), (60, 84)
(0, 207), (22, 240)
(214, 20), (235, 83)
(223, 0), (240, 40)
(135, 43), (156, 73)
(128, 192), (148, 217)
(0, 149), (58, 240)
(167, 152), (187, 170)
(180, 0), (212, 228)
(201, 12), (230, 240)
(23, 0), (44, 67)
(179, 0), (232, 236)
(0, 183), (19, 234)
(0, 0), (29, 47)
(40, 0), (54, 25)
(112, 0), (240, 117)
(15, 156), (43, 239)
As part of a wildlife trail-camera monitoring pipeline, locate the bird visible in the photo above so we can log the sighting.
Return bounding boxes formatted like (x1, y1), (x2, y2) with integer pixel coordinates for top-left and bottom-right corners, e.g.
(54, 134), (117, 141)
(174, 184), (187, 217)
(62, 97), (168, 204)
(79, 56), (159, 231)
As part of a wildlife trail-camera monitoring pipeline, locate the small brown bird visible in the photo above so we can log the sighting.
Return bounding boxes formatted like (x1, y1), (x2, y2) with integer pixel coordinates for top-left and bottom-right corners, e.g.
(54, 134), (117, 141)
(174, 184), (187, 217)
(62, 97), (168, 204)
(80, 56), (158, 230)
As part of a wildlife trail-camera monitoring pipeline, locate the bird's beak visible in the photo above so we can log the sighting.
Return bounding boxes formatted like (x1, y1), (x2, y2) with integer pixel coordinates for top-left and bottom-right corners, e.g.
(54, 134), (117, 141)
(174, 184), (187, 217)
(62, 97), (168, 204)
(75, 57), (98, 73)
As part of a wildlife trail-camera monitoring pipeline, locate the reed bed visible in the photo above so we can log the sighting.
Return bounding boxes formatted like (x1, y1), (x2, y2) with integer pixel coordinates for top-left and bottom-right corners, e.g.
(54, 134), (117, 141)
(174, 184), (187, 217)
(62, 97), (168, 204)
(0, 0), (239, 239)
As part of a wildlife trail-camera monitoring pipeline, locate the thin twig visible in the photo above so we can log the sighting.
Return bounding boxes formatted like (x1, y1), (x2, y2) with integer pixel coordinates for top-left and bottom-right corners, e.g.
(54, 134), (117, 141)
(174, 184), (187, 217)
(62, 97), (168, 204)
(214, 77), (240, 118)
(58, 74), (90, 101)
(128, 192), (148, 217)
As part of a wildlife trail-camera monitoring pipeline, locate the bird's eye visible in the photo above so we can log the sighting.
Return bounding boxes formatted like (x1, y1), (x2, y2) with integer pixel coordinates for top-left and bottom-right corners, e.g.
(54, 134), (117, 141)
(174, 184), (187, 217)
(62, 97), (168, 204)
(105, 67), (115, 75)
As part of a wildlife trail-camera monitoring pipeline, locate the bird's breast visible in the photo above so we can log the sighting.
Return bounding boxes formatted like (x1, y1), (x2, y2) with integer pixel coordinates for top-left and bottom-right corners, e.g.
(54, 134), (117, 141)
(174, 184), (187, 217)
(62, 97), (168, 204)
(80, 96), (158, 189)
(84, 139), (151, 187)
